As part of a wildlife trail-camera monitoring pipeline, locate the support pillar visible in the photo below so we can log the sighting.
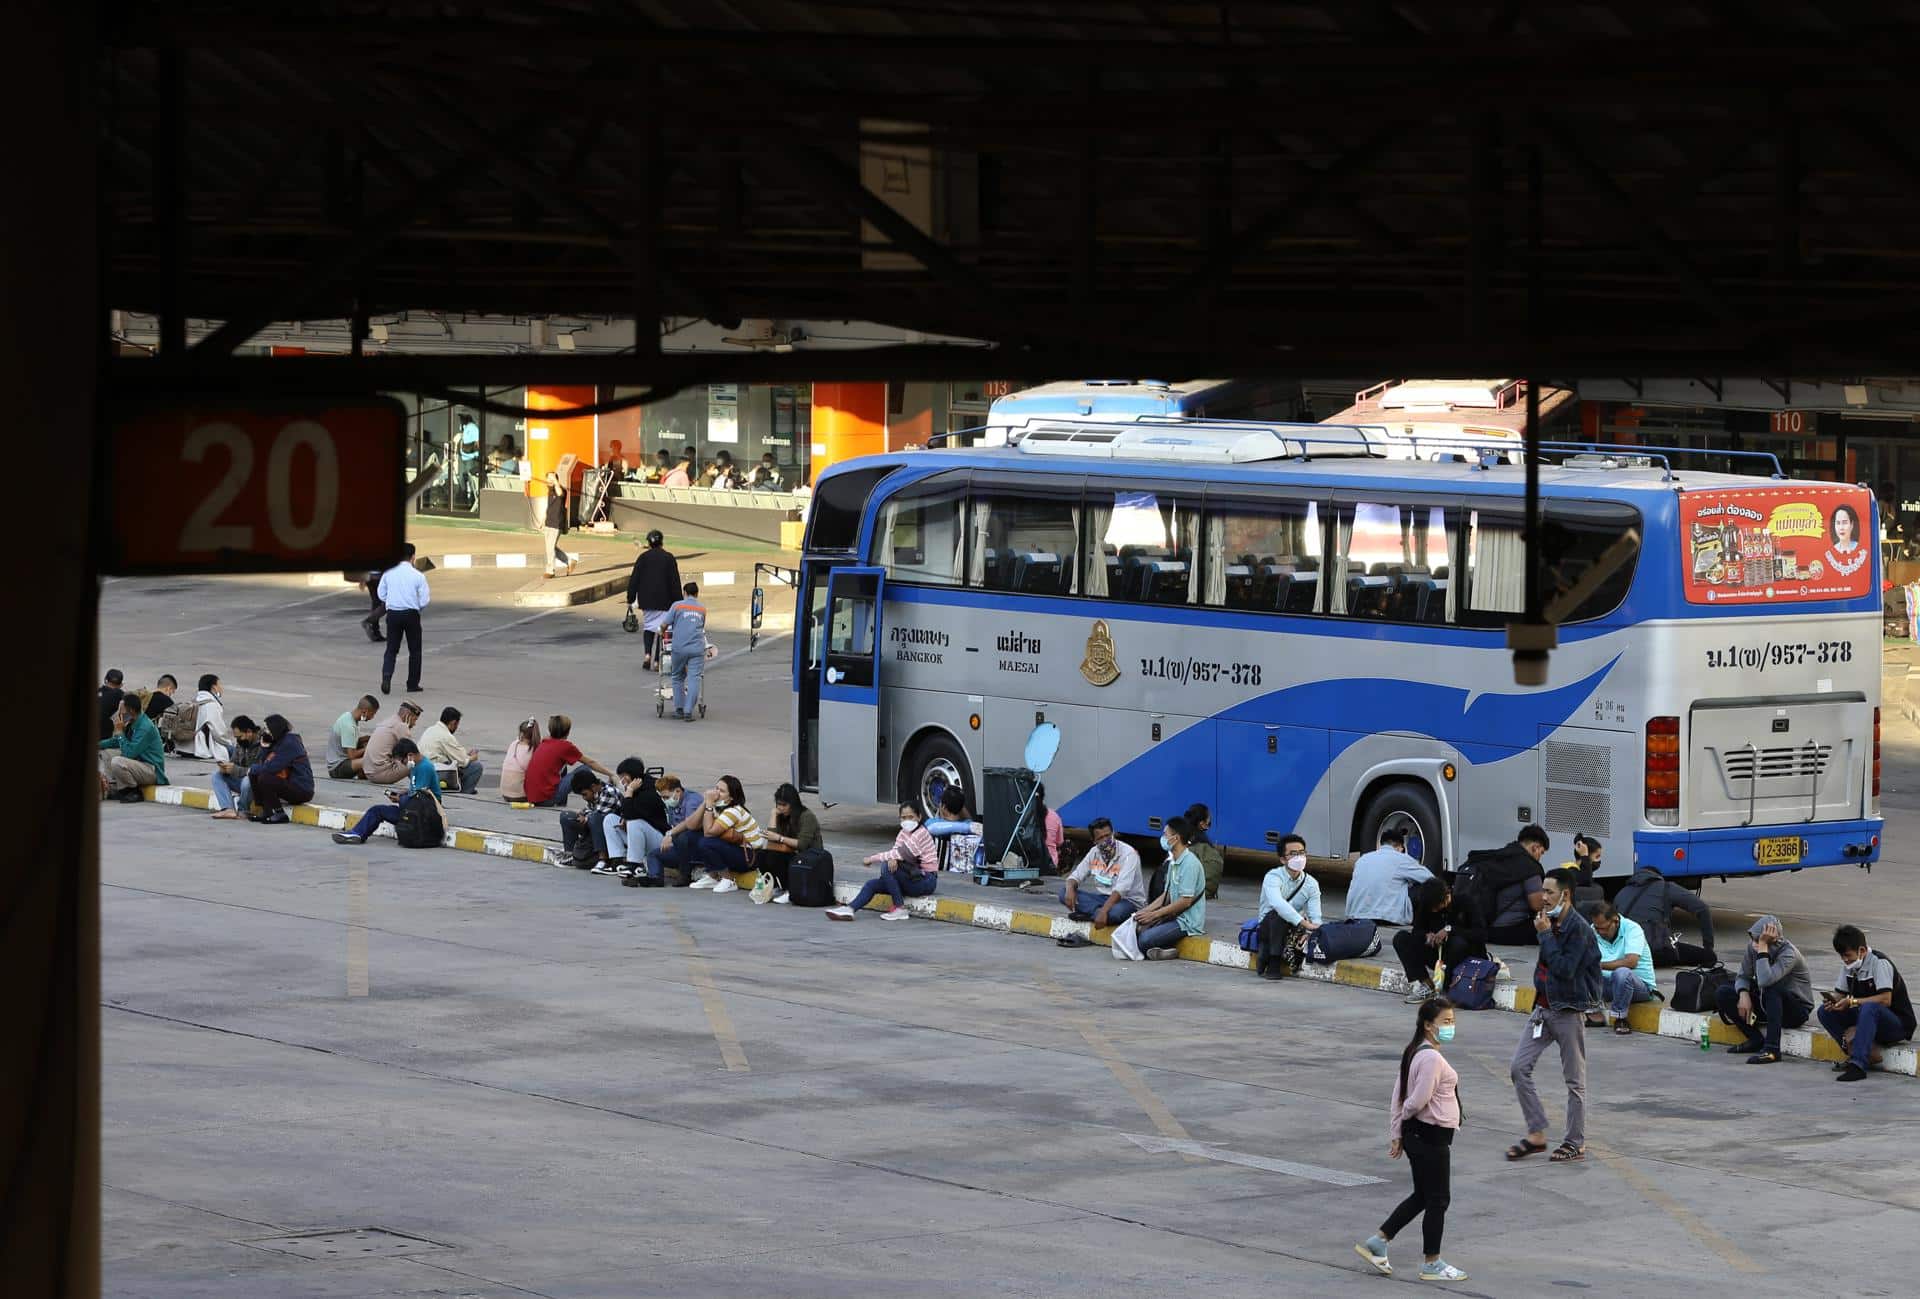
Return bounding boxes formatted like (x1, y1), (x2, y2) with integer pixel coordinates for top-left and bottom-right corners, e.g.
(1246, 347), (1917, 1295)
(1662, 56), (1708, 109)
(0, 0), (99, 1292)
(813, 382), (887, 476)
(524, 386), (598, 522)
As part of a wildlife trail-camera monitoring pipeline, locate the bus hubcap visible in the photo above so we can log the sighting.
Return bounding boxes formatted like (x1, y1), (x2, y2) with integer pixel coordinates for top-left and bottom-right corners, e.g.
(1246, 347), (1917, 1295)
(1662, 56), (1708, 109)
(1379, 809), (1427, 863)
(921, 759), (963, 819)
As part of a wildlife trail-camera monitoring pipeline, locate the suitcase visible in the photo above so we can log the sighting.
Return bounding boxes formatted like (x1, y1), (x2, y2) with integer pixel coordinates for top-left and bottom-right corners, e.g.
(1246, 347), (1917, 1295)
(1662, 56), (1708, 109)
(787, 847), (835, 907)
(1671, 963), (1733, 1013)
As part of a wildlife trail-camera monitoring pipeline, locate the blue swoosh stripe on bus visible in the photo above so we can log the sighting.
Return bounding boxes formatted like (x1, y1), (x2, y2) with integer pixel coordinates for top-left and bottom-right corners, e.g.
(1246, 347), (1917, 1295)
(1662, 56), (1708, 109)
(1057, 656), (1619, 839)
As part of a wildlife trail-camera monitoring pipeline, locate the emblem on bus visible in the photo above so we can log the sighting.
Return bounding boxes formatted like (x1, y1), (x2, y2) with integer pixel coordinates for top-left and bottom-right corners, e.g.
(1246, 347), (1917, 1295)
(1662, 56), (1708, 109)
(1081, 619), (1121, 686)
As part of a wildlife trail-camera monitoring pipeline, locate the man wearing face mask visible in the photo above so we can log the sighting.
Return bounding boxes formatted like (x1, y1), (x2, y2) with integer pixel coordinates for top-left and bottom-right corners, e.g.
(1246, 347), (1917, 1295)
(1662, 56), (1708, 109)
(1129, 816), (1207, 959)
(1255, 834), (1323, 979)
(1506, 869), (1601, 1165)
(1059, 818), (1146, 927)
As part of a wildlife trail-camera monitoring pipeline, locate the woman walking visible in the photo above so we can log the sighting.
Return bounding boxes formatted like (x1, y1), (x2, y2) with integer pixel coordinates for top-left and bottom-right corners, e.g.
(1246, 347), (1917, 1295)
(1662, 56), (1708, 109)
(1356, 997), (1469, 1283)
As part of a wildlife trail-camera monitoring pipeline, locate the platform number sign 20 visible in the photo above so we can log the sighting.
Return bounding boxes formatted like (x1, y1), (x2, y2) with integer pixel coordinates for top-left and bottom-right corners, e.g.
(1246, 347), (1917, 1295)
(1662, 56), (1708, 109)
(104, 397), (405, 576)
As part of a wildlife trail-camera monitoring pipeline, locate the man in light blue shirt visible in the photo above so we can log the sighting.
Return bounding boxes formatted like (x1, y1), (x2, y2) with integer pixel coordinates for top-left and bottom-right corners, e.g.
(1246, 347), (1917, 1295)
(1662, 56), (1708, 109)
(1589, 901), (1656, 1032)
(1344, 825), (1434, 926)
(1255, 832), (1323, 978)
(376, 543), (432, 695)
(665, 581), (708, 721)
(1132, 815), (1205, 959)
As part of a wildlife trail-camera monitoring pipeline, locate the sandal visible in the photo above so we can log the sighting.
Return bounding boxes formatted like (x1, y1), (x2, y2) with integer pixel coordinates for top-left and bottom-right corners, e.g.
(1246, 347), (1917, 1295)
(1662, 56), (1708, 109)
(1612, 1022), (1634, 1036)
(1505, 1139), (1547, 1161)
(1549, 1141), (1586, 1163)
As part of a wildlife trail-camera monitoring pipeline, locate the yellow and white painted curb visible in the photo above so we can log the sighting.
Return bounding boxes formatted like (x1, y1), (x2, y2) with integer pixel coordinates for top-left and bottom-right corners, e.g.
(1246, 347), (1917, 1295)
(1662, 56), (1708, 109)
(136, 785), (1914, 1078)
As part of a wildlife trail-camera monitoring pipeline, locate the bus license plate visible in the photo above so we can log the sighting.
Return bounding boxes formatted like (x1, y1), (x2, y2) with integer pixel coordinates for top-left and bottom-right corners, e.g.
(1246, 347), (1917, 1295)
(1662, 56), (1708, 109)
(1756, 836), (1803, 866)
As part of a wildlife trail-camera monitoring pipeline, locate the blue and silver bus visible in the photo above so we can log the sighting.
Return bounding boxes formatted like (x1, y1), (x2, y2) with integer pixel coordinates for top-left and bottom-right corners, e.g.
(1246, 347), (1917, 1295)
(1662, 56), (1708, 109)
(791, 419), (1883, 884)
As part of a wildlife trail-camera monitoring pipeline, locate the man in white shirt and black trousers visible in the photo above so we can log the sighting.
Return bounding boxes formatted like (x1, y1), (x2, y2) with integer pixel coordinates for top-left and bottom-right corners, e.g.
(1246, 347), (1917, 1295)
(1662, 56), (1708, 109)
(377, 543), (431, 695)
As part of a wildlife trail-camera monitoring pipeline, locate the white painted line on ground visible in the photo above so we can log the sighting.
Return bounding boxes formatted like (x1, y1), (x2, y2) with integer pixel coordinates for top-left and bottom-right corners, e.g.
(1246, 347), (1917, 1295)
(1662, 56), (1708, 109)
(163, 586), (355, 637)
(434, 606), (562, 651)
(223, 684), (313, 699)
(706, 633), (789, 669)
(1123, 1134), (1384, 1186)
(701, 570), (736, 586)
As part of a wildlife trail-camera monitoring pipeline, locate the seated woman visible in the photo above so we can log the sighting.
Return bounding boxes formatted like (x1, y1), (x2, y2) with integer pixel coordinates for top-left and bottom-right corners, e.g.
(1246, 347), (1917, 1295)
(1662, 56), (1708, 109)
(1393, 877), (1488, 1003)
(755, 783), (823, 904)
(651, 774), (706, 884)
(689, 775), (766, 893)
(500, 717), (541, 803)
(827, 803), (938, 921)
(208, 715), (264, 820)
(246, 714), (315, 825)
(332, 741), (440, 843)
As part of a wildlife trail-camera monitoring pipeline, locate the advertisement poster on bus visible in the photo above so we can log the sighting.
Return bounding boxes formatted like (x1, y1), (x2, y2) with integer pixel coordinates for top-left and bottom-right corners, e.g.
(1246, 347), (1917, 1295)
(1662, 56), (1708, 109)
(1680, 484), (1874, 604)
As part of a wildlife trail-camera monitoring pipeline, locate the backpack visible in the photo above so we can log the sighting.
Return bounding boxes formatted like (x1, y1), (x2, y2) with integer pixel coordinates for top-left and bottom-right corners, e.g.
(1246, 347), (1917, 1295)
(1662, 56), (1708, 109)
(1307, 917), (1377, 963)
(786, 847), (835, 906)
(158, 701), (198, 748)
(395, 794), (444, 849)
(1447, 957), (1502, 1010)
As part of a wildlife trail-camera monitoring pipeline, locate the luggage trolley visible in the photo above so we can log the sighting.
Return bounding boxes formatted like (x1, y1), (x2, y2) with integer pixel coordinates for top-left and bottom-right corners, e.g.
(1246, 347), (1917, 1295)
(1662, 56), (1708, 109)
(653, 623), (716, 720)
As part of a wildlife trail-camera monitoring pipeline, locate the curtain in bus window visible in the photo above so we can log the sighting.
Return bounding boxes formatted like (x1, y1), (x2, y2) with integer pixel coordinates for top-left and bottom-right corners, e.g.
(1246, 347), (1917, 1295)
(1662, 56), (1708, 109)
(1331, 514), (1351, 613)
(1468, 511), (1527, 615)
(1205, 496), (1322, 612)
(968, 498), (994, 586)
(1083, 498), (1112, 596)
(878, 491), (964, 585)
(1204, 513), (1227, 605)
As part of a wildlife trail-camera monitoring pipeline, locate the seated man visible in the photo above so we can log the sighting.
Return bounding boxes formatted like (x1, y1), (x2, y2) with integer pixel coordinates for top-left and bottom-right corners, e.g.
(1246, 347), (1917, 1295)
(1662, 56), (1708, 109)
(1130, 816), (1206, 960)
(558, 766), (625, 870)
(1185, 803), (1225, 899)
(325, 695), (378, 780)
(1716, 915), (1815, 1065)
(523, 713), (612, 807)
(1345, 825), (1434, 926)
(362, 701), (421, 786)
(208, 715), (264, 819)
(1468, 825), (1549, 946)
(1394, 877), (1486, 1002)
(1058, 817), (1146, 927)
(651, 774), (706, 883)
(331, 740), (441, 843)
(418, 705), (485, 795)
(606, 757), (669, 881)
(1255, 833), (1323, 979)
(1816, 925), (1917, 1083)
(1614, 861), (1716, 967)
(1588, 901), (1657, 1034)
(97, 694), (168, 802)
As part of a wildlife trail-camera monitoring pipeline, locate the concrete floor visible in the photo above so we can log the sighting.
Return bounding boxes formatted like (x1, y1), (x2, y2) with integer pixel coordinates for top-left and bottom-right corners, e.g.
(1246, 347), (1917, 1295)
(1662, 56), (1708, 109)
(98, 554), (1920, 1297)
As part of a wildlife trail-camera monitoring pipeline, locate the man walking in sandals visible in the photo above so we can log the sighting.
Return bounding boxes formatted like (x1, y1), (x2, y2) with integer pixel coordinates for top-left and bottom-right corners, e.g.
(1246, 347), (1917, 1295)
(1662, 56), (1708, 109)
(1506, 868), (1601, 1166)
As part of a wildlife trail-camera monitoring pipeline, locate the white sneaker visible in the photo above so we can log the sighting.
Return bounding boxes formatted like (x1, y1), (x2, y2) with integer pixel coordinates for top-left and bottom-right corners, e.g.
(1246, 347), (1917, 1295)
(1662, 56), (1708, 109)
(1404, 981), (1435, 1004)
(825, 906), (855, 921)
(772, 892), (790, 905)
(880, 907), (908, 921)
(1419, 1261), (1468, 1283)
(712, 878), (739, 894)
(590, 861), (619, 875)
(1354, 1239), (1392, 1277)
(689, 876), (719, 890)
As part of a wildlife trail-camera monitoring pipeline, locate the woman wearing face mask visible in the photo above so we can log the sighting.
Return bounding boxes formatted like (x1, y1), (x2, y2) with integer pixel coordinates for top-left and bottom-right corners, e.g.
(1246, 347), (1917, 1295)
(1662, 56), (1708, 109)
(651, 775), (705, 884)
(1356, 997), (1468, 1284)
(828, 804), (938, 920)
(1254, 833), (1322, 979)
(689, 775), (766, 893)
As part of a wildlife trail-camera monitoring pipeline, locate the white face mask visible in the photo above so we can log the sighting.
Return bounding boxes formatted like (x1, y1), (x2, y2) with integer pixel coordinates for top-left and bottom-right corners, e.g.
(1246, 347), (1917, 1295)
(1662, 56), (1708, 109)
(664, 793), (681, 811)
(1844, 954), (1867, 975)
(1286, 854), (1307, 873)
(900, 819), (918, 833)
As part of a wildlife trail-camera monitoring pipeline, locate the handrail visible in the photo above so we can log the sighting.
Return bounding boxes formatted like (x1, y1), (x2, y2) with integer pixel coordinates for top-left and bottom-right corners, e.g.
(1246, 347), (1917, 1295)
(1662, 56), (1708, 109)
(1535, 440), (1786, 478)
(926, 423), (990, 448)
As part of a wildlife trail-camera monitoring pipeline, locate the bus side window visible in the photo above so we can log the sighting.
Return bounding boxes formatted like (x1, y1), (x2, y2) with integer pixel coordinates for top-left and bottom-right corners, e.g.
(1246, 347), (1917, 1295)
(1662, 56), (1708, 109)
(876, 489), (965, 586)
(970, 494), (1080, 595)
(1333, 501), (1453, 622)
(1463, 510), (1526, 625)
(1091, 490), (1199, 604)
(1202, 498), (1322, 613)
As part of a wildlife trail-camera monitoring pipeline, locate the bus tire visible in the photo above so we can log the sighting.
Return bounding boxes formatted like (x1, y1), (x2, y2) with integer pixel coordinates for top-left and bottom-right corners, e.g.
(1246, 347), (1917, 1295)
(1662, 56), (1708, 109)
(900, 731), (973, 821)
(1358, 782), (1444, 871)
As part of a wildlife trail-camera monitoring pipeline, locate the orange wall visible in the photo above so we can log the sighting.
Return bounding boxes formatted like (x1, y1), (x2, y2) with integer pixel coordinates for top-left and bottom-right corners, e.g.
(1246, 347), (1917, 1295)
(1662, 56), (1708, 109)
(525, 386), (597, 494)
(813, 382), (887, 475)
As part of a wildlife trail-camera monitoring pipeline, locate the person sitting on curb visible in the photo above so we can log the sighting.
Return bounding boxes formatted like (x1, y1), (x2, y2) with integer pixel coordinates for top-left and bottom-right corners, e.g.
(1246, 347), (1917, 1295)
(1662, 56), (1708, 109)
(418, 706), (485, 795)
(1058, 817), (1146, 927)
(362, 701), (421, 786)
(1347, 825), (1435, 927)
(558, 767), (625, 870)
(1587, 901), (1657, 1035)
(754, 782), (823, 903)
(500, 717), (541, 803)
(1462, 825), (1549, 946)
(1506, 868), (1601, 1165)
(208, 715), (263, 820)
(609, 758), (671, 885)
(651, 774), (706, 885)
(828, 802), (938, 920)
(1715, 915), (1815, 1065)
(190, 673), (234, 761)
(1816, 924), (1917, 1083)
(1254, 833), (1322, 979)
(246, 714), (314, 825)
(325, 695), (378, 781)
(690, 775), (767, 893)
(1184, 802), (1223, 897)
(332, 740), (440, 844)
(1613, 860), (1717, 967)
(523, 713), (612, 806)
(97, 693), (168, 803)
(1127, 816), (1207, 960)
(1395, 877), (1487, 1004)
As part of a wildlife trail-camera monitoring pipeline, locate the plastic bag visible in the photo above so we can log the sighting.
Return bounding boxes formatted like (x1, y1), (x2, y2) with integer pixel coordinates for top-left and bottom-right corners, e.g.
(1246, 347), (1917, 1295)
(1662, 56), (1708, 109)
(1110, 915), (1145, 961)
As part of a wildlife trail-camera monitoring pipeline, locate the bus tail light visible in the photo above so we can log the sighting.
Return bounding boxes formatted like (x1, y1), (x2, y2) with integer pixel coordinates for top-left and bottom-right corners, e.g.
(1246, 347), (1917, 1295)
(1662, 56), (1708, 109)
(1873, 707), (1882, 810)
(1645, 715), (1680, 826)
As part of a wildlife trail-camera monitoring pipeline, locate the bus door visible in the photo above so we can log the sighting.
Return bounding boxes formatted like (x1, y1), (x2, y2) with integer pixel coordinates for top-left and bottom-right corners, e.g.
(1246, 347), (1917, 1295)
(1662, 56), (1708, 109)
(794, 561), (834, 791)
(817, 566), (887, 803)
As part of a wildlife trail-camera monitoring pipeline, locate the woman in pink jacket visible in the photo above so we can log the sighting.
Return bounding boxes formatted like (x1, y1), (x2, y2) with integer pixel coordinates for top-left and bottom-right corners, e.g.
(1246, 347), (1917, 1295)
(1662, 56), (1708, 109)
(1356, 997), (1469, 1284)
(827, 803), (938, 921)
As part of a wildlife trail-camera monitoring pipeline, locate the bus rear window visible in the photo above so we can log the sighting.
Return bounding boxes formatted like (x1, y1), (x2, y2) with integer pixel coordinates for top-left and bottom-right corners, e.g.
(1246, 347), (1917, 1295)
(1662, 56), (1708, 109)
(805, 467), (893, 552)
(1463, 501), (1641, 626)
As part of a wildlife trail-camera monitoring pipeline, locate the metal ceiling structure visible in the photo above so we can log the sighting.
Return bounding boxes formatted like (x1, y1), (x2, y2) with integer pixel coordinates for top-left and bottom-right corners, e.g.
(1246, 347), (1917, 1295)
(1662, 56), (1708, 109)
(103, 1), (1920, 393)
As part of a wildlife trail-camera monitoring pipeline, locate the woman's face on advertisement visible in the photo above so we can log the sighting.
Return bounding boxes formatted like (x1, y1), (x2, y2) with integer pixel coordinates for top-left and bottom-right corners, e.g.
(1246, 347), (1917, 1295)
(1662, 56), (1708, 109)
(1836, 509), (1855, 544)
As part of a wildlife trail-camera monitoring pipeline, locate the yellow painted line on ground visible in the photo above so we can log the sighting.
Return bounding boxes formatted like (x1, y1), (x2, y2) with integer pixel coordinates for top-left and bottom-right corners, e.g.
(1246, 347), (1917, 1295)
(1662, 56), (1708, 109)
(346, 859), (369, 997)
(664, 903), (749, 1073)
(1034, 968), (1198, 1160)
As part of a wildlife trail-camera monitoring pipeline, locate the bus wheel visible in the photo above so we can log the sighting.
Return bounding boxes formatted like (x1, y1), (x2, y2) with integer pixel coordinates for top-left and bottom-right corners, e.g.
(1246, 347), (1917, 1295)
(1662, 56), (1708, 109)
(1359, 782), (1444, 871)
(901, 732), (973, 821)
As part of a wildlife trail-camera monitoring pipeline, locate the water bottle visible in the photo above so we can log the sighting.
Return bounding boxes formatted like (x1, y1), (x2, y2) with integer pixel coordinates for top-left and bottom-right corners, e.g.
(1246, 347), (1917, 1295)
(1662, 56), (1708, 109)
(1699, 1019), (1711, 1052)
